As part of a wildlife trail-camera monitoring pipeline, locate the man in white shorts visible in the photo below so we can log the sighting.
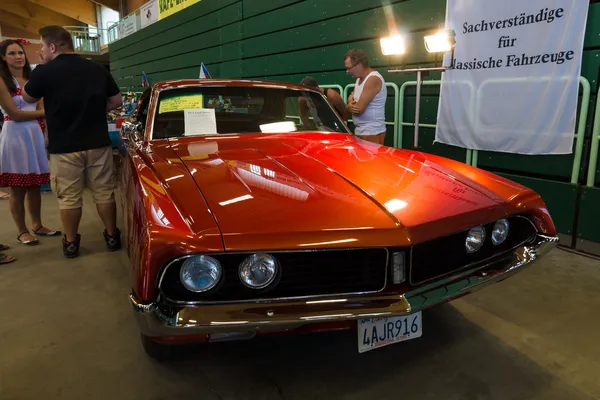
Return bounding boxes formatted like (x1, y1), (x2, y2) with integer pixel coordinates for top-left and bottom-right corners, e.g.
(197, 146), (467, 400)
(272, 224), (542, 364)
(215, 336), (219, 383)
(344, 49), (388, 145)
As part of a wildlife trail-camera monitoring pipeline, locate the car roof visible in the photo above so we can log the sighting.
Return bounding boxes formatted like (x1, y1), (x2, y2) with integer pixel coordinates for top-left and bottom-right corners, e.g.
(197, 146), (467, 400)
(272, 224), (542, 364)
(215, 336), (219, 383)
(152, 78), (321, 92)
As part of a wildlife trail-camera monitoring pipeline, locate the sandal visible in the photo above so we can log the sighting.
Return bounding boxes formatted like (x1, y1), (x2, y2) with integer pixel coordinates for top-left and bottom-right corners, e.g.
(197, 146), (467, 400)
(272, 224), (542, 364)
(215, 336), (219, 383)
(0, 254), (15, 265)
(17, 232), (39, 246)
(0, 244), (10, 251)
(32, 226), (62, 237)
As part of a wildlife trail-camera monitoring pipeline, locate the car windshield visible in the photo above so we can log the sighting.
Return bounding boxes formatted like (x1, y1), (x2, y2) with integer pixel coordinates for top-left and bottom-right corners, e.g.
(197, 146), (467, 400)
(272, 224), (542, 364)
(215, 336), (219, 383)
(151, 85), (349, 139)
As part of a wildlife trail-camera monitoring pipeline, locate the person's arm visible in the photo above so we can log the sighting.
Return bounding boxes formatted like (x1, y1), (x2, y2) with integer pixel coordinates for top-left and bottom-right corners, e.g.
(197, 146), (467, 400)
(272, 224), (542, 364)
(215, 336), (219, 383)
(327, 90), (348, 121)
(347, 77), (382, 116)
(37, 100), (48, 148)
(298, 96), (311, 128)
(0, 80), (44, 121)
(345, 91), (355, 119)
(105, 68), (123, 111)
(22, 64), (45, 104)
(107, 93), (123, 111)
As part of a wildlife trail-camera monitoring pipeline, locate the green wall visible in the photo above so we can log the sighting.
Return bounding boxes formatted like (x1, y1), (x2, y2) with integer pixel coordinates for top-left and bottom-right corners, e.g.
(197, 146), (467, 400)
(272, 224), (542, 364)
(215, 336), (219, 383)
(109, 0), (600, 246)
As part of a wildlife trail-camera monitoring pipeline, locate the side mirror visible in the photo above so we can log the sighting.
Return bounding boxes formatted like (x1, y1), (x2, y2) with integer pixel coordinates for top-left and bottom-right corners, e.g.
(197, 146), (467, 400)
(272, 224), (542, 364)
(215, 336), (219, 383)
(121, 121), (143, 142)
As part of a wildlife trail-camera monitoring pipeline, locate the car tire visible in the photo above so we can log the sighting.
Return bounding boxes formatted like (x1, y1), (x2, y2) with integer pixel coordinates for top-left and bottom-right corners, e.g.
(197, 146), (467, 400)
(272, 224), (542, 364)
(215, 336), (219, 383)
(140, 334), (173, 362)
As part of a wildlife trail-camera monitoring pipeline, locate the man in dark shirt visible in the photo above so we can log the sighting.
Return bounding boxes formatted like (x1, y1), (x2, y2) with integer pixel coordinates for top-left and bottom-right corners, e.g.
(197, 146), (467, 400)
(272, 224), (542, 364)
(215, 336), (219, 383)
(22, 26), (123, 258)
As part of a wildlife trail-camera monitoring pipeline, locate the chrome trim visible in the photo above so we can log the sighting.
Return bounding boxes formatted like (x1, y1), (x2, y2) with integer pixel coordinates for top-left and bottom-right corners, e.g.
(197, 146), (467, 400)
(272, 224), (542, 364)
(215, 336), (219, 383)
(157, 247), (391, 306)
(148, 81), (350, 141)
(130, 234), (558, 338)
(238, 253), (279, 290)
(179, 256), (223, 293)
(408, 214), (538, 286)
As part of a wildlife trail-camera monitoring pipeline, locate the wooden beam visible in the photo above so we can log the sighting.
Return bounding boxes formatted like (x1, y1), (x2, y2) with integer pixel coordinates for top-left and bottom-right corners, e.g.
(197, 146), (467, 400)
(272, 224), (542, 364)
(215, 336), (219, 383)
(27, 0), (97, 26)
(0, 23), (40, 40)
(91, 0), (119, 11)
(0, 3), (84, 30)
(0, 10), (45, 37)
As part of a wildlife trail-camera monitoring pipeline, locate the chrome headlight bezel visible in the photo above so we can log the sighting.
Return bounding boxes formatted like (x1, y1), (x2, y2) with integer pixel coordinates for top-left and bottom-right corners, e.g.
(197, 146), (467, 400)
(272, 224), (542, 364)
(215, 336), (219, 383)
(179, 255), (223, 293)
(491, 219), (510, 245)
(465, 225), (486, 253)
(238, 253), (279, 290)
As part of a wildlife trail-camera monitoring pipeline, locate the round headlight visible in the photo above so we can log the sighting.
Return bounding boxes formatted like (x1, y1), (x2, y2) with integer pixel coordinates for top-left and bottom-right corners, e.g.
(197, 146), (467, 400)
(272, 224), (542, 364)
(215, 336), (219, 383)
(466, 225), (486, 253)
(239, 253), (278, 289)
(492, 219), (510, 245)
(179, 255), (222, 293)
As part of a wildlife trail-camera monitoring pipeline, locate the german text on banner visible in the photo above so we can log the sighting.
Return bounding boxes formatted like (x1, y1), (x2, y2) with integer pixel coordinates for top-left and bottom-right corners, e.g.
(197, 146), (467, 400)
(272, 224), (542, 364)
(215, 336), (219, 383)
(158, 0), (201, 20)
(435, 0), (589, 155)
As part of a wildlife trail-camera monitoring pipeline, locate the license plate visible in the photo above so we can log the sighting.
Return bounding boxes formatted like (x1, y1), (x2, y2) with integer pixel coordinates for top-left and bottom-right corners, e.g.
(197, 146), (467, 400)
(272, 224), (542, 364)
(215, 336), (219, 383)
(357, 312), (423, 353)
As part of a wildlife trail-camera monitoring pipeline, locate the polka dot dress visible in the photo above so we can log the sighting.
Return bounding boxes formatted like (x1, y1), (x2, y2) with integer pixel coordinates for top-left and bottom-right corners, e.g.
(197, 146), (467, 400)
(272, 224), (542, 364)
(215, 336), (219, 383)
(0, 81), (50, 188)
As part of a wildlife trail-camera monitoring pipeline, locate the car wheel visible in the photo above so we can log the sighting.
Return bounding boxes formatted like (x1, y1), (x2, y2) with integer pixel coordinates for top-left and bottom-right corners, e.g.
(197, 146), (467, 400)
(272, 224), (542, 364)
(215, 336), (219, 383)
(140, 334), (173, 362)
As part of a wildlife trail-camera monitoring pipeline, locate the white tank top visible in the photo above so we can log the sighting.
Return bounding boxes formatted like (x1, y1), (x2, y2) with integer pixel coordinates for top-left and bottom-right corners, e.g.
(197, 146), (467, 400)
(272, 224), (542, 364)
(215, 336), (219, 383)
(352, 71), (387, 135)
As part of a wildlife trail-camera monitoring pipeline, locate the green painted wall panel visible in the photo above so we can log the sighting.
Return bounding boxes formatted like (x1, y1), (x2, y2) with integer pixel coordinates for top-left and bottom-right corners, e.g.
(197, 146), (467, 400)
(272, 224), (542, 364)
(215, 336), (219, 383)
(242, 0), (302, 18)
(242, 0), (445, 39)
(241, 33), (437, 78)
(111, 4), (242, 70)
(242, 0), (445, 58)
(221, 41), (243, 62)
(497, 174), (578, 236)
(584, 2), (600, 48)
(114, 47), (223, 79)
(220, 60), (244, 77)
(577, 186), (600, 242)
(109, 0), (240, 54)
(581, 50), (600, 93)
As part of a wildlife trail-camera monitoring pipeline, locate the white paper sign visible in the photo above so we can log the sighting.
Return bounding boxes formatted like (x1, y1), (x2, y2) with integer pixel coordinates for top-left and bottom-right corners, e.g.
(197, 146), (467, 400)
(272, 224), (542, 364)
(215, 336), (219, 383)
(118, 13), (139, 38)
(184, 109), (217, 136)
(435, 0), (589, 155)
(140, 0), (158, 28)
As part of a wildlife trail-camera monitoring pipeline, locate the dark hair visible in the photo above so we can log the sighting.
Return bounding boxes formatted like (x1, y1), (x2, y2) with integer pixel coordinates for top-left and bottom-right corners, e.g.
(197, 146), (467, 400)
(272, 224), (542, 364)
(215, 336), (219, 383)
(344, 49), (369, 67)
(300, 76), (319, 87)
(39, 25), (74, 52)
(0, 40), (32, 95)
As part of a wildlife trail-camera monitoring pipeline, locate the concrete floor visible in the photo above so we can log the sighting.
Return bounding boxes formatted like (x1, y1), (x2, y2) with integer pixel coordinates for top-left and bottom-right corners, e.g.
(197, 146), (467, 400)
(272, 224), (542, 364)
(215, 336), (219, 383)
(0, 192), (599, 400)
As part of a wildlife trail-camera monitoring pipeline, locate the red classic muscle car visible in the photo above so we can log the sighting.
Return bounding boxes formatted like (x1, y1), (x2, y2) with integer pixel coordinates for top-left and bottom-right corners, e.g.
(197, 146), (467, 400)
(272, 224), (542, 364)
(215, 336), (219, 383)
(119, 79), (558, 360)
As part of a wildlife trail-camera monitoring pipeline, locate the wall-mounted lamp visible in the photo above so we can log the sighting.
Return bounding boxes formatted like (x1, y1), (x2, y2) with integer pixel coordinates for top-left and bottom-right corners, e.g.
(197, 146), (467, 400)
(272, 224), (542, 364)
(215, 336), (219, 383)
(424, 30), (456, 53)
(384, 29), (457, 148)
(380, 35), (406, 56)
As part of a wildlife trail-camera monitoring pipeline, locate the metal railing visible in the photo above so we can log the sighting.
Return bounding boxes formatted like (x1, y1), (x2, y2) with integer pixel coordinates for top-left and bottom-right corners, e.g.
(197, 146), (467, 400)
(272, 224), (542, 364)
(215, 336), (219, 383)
(64, 25), (117, 53)
(587, 92), (600, 187)
(342, 83), (400, 145)
(395, 77), (591, 184)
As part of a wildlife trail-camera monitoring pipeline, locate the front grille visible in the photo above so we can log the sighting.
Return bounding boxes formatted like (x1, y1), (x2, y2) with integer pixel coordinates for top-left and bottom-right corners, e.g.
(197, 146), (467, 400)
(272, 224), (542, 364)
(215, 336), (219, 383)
(409, 216), (537, 285)
(160, 248), (388, 303)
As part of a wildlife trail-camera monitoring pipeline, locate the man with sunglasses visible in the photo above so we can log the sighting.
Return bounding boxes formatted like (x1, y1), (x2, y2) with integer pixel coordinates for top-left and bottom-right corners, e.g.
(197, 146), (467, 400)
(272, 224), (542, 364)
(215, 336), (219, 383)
(344, 49), (387, 144)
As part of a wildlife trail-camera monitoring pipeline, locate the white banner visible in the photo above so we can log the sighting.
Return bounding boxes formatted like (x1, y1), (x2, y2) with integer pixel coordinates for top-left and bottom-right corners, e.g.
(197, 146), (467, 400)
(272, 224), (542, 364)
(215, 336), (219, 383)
(435, 0), (589, 155)
(118, 13), (139, 38)
(141, 0), (158, 28)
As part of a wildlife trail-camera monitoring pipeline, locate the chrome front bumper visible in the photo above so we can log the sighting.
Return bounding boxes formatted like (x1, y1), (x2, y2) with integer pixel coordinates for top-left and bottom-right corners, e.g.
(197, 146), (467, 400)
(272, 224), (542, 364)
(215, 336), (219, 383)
(129, 234), (558, 338)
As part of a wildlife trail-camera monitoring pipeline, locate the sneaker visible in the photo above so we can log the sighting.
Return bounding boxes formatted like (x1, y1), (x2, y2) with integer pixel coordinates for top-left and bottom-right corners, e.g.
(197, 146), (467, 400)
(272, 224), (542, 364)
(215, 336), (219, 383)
(63, 234), (81, 258)
(103, 228), (121, 252)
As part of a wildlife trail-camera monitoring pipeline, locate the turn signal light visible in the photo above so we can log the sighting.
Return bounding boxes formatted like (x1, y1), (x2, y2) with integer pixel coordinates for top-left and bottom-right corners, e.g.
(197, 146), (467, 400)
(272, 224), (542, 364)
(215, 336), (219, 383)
(392, 252), (406, 284)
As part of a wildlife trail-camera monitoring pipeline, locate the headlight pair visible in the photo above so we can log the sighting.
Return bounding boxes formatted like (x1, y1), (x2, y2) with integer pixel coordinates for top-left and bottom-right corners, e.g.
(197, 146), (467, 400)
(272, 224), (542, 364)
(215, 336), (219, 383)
(179, 253), (279, 293)
(465, 219), (510, 253)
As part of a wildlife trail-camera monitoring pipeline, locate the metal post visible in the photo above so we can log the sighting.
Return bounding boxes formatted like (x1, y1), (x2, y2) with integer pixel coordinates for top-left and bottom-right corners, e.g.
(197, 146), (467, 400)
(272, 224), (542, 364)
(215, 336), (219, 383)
(389, 66), (450, 149)
(571, 76), (591, 184)
(586, 89), (600, 187)
(414, 70), (422, 148)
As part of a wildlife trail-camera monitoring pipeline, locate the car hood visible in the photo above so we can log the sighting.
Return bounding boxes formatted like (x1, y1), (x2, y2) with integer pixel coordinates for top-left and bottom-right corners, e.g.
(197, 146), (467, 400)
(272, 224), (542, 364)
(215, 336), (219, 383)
(166, 133), (508, 250)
